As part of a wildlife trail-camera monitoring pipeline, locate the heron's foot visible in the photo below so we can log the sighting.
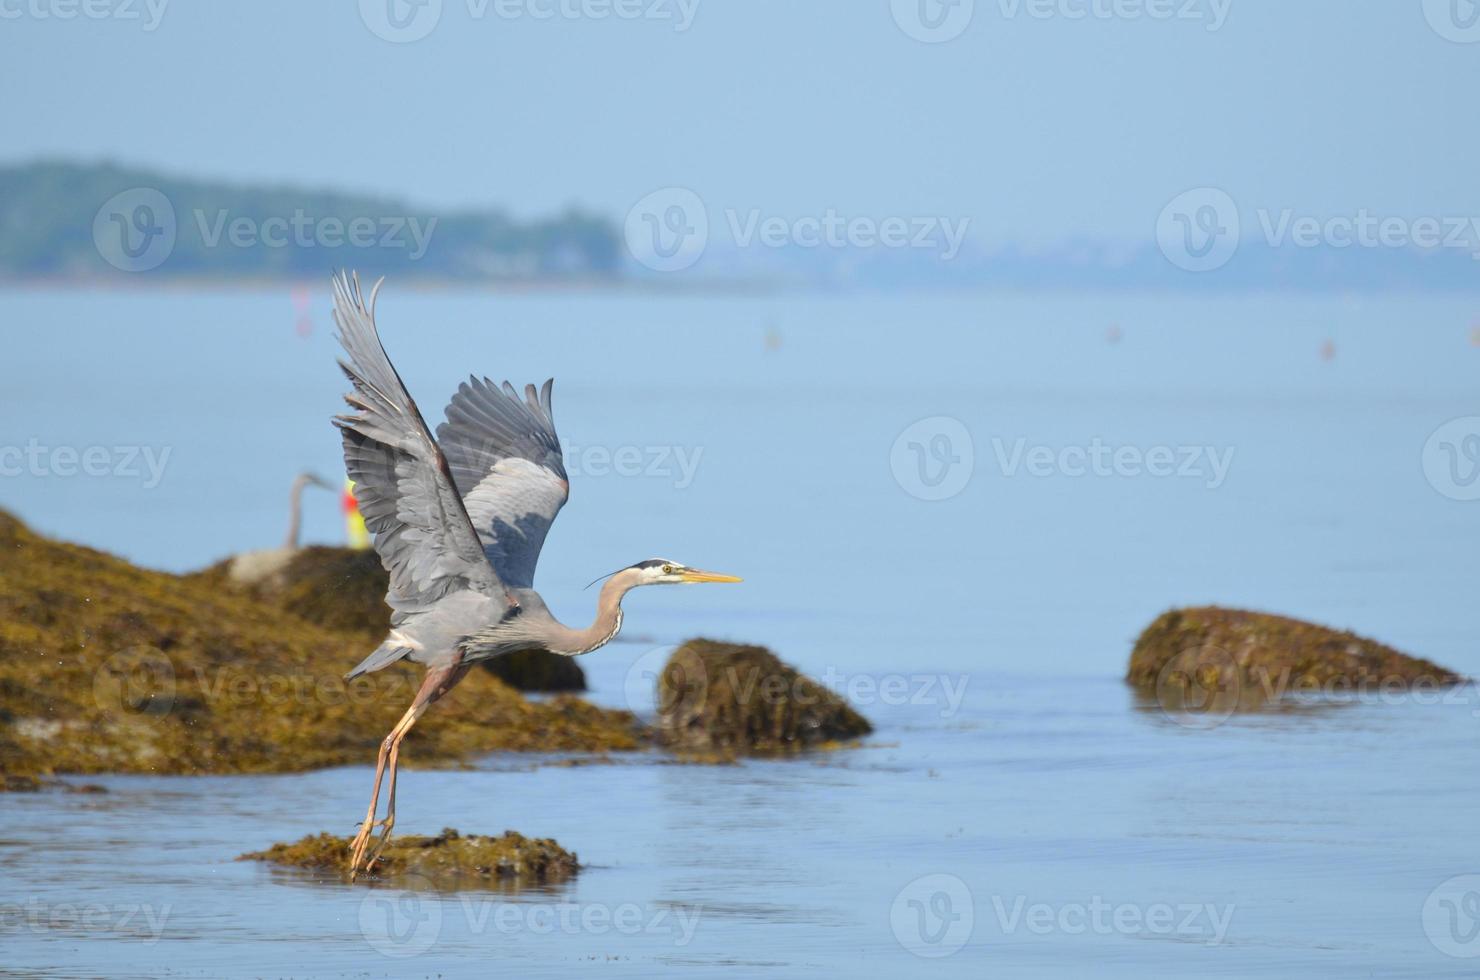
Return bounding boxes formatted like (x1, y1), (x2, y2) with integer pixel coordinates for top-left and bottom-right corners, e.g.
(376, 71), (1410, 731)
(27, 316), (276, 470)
(347, 816), (392, 880)
(361, 816), (396, 875)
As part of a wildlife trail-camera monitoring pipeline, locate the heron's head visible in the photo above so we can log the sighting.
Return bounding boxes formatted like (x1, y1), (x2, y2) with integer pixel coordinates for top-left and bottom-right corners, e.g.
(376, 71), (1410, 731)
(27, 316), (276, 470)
(629, 558), (743, 587)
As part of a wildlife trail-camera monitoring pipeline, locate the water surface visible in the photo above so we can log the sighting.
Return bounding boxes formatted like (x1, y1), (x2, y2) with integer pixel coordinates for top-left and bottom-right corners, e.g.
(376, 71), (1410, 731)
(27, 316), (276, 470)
(2, 287), (1478, 976)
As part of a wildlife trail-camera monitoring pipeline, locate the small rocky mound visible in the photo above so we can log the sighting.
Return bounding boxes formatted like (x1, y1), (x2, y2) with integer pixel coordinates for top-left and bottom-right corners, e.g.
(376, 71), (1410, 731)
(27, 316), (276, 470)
(656, 639), (872, 755)
(1128, 607), (1464, 709)
(241, 828), (578, 888)
(0, 772), (43, 792)
(199, 545), (585, 691)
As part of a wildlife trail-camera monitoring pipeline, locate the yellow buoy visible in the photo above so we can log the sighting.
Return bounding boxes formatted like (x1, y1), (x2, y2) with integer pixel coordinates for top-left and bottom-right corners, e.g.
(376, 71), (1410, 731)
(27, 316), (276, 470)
(342, 478), (370, 550)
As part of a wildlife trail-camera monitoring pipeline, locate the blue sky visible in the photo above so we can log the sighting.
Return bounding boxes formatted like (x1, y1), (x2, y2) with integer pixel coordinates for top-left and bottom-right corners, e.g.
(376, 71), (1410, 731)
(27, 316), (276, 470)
(2, 0), (1477, 242)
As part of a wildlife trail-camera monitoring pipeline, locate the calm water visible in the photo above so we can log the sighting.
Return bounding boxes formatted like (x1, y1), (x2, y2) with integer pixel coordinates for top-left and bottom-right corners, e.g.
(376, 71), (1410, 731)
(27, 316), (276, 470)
(2, 287), (1479, 977)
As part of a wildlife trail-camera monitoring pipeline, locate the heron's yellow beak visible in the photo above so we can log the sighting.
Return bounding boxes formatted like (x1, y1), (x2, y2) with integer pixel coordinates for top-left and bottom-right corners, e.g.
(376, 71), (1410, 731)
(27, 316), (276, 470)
(679, 568), (743, 584)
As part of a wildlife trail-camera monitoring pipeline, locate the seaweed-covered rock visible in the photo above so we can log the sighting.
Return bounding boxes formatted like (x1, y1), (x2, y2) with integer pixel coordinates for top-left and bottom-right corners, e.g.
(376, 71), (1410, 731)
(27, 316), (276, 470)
(265, 547), (392, 636)
(200, 545), (390, 636)
(200, 545), (585, 691)
(656, 639), (872, 755)
(240, 828), (578, 888)
(0, 510), (639, 778)
(1128, 606), (1463, 711)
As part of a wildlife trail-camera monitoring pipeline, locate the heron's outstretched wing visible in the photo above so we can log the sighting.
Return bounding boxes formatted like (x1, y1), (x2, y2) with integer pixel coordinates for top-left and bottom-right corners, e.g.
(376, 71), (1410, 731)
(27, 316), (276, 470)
(331, 272), (511, 618)
(436, 376), (569, 589)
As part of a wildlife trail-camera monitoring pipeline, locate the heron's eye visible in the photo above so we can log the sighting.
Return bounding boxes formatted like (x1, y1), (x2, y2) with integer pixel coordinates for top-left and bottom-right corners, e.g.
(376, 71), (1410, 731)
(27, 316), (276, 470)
(661, 564), (675, 575)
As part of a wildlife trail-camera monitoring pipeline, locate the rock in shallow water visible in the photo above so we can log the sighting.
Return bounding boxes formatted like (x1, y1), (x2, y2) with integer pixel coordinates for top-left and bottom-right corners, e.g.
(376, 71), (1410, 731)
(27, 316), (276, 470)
(1128, 606), (1464, 711)
(240, 828), (578, 888)
(656, 639), (872, 755)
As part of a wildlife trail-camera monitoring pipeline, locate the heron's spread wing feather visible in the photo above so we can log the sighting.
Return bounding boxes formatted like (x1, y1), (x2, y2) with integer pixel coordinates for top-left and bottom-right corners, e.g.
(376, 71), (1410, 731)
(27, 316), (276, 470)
(331, 272), (510, 616)
(436, 376), (569, 589)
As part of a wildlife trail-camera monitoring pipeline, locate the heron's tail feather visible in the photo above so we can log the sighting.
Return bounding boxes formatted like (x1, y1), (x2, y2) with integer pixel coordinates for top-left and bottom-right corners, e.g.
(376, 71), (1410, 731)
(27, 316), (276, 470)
(345, 641), (412, 679)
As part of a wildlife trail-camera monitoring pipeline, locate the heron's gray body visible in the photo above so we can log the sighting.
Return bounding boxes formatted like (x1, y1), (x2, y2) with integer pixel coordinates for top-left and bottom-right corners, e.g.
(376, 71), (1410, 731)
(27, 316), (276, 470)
(347, 585), (628, 678)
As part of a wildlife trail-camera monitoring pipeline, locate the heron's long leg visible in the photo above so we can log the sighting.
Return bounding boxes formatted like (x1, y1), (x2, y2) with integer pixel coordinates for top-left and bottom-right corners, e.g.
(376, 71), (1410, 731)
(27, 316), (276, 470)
(350, 660), (471, 878)
(347, 703), (417, 880)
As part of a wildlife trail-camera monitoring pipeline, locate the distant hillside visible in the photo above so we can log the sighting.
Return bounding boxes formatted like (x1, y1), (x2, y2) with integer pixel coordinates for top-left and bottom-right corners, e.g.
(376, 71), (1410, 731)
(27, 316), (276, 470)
(0, 160), (620, 282)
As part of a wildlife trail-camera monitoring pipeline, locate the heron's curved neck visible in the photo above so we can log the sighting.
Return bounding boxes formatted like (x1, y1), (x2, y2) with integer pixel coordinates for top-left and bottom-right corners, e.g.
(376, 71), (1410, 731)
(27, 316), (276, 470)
(555, 571), (637, 656)
(284, 474), (311, 549)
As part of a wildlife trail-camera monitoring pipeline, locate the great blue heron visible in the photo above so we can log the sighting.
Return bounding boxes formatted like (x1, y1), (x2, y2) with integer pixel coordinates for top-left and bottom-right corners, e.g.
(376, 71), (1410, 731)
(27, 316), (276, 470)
(283, 471), (332, 549)
(331, 272), (741, 878)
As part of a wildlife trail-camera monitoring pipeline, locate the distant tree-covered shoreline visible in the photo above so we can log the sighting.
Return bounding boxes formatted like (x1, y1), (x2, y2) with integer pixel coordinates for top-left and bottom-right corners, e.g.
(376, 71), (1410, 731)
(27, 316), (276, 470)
(0, 160), (621, 282)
